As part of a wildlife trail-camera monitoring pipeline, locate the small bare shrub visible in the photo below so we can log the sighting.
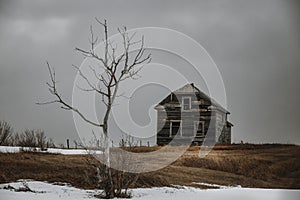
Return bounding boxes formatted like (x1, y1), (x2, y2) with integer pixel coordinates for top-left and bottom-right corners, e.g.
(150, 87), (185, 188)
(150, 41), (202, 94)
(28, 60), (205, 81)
(15, 129), (52, 149)
(85, 136), (142, 198)
(86, 155), (138, 199)
(0, 121), (13, 146)
(18, 129), (37, 147)
(46, 138), (56, 148)
(35, 130), (47, 150)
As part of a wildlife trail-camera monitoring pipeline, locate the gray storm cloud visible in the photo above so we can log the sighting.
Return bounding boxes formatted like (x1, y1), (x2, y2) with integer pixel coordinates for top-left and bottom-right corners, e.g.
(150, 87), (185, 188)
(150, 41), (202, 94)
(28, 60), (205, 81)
(0, 0), (299, 145)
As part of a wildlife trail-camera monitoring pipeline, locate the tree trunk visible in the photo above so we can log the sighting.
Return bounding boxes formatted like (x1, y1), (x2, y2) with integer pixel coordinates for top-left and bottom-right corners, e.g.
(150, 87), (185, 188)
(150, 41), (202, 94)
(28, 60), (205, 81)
(103, 122), (114, 198)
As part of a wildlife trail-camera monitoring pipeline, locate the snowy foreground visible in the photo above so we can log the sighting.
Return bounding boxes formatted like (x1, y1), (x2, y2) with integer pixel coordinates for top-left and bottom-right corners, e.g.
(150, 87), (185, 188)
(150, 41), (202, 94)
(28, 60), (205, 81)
(0, 180), (299, 200)
(0, 146), (102, 155)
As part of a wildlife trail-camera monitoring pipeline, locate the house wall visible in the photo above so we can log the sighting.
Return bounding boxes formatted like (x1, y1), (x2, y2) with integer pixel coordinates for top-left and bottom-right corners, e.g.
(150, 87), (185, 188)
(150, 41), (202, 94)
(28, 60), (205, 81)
(157, 93), (208, 145)
(219, 124), (232, 144)
(156, 92), (231, 146)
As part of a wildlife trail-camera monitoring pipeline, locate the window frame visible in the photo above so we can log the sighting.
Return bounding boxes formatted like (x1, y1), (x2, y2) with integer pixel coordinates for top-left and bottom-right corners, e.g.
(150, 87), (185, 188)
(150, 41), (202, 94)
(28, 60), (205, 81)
(169, 120), (182, 137)
(182, 96), (191, 111)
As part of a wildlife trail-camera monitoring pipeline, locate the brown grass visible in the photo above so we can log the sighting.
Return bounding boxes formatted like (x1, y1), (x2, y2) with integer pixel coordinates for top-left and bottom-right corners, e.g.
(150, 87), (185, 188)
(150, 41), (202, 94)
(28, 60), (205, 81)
(177, 156), (274, 179)
(0, 144), (299, 189)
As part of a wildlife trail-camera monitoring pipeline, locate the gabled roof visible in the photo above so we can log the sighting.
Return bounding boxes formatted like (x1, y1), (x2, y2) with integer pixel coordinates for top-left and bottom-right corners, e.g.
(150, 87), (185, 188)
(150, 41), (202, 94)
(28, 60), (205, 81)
(227, 121), (234, 127)
(172, 83), (200, 94)
(155, 83), (230, 114)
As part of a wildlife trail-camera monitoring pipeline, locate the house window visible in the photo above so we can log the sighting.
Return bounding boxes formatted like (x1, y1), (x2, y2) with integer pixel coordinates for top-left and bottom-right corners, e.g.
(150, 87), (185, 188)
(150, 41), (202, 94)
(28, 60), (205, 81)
(169, 121), (181, 137)
(194, 121), (204, 137)
(182, 97), (191, 110)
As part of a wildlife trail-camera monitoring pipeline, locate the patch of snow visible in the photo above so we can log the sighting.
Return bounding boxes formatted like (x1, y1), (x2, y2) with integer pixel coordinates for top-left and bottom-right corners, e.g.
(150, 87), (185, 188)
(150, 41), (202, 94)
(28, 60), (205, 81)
(0, 146), (102, 155)
(192, 182), (241, 189)
(46, 148), (102, 155)
(0, 146), (20, 153)
(0, 180), (98, 200)
(0, 180), (299, 200)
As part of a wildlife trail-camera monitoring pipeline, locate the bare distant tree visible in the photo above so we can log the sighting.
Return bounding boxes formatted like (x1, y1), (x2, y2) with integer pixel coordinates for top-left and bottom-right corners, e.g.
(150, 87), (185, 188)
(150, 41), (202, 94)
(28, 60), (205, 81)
(18, 129), (37, 148)
(47, 138), (56, 148)
(35, 130), (47, 150)
(0, 121), (13, 146)
(73, 139), (78, 149)
(39, 19), (151, 198)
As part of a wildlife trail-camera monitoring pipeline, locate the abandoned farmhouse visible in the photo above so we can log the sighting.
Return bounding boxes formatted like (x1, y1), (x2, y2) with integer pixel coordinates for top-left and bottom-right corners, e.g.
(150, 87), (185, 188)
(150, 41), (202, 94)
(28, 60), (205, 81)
(155, 83), (232, 146)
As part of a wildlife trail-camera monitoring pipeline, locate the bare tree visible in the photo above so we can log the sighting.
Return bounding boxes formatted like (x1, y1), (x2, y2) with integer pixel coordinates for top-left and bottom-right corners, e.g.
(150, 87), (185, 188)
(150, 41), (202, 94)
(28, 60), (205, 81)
(39, 19), (151, 198)
(47, 138), (56, 148)
(18, 129), (37, 148)
(0, 121), (13, 146)
(35, 130), (47, 150)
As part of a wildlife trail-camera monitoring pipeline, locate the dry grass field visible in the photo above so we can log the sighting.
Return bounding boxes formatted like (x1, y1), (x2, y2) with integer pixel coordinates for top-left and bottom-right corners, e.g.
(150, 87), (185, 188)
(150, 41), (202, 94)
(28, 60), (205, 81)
(0, 144), (299, 190)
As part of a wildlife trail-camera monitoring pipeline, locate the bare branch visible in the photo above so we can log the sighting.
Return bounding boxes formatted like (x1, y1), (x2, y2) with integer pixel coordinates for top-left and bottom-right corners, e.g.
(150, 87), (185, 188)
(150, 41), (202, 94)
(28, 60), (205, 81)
(115, 93), (130, 99)
(38, 62), (103, 128)
(75, 47), (107, 67)
(76, 84), (96, 92)
(95, 17), (106, 27)
(36, 100), (59, 105)
(88, 65), (102, 82)
(72, 64), (109, 97)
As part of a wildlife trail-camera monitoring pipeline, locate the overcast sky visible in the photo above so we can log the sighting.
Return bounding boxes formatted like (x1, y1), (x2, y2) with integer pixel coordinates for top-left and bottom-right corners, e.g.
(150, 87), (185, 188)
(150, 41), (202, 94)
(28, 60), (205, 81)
(0, 0), (299, 145)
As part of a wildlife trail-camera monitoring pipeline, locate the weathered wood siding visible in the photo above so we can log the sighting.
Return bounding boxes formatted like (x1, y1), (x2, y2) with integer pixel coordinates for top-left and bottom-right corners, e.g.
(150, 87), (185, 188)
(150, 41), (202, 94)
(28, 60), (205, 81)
(156, 88), (232, 146)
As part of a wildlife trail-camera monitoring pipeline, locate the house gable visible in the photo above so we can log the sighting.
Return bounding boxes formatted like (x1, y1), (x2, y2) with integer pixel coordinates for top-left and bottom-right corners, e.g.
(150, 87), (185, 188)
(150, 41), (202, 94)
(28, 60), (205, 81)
(155, 83), (232, 146)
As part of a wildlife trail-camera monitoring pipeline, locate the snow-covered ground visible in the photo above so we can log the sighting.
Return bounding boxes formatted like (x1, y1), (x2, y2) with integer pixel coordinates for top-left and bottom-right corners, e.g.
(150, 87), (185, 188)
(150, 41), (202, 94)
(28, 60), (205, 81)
(0, 146), (102, 155)
(0, 180), (299, 200)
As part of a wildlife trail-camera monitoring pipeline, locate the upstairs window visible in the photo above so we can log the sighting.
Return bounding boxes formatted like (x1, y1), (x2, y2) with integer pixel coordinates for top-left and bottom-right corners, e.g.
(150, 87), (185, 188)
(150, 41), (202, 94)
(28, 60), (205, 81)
(182, 97), (191, 110)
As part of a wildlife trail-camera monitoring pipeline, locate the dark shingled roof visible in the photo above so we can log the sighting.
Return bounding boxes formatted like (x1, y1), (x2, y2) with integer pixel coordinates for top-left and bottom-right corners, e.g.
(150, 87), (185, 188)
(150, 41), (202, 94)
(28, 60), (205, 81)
(155, 83), (230, 114)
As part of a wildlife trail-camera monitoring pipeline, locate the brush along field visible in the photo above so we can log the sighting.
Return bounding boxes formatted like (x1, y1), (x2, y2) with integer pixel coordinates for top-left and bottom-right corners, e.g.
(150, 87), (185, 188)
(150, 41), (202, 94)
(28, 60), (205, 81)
(0, 144), (299, 190)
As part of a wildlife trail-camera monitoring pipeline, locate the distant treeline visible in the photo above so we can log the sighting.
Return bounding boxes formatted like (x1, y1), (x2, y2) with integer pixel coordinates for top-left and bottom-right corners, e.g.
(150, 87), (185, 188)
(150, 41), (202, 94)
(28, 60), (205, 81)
(0, 121), (55, 149)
